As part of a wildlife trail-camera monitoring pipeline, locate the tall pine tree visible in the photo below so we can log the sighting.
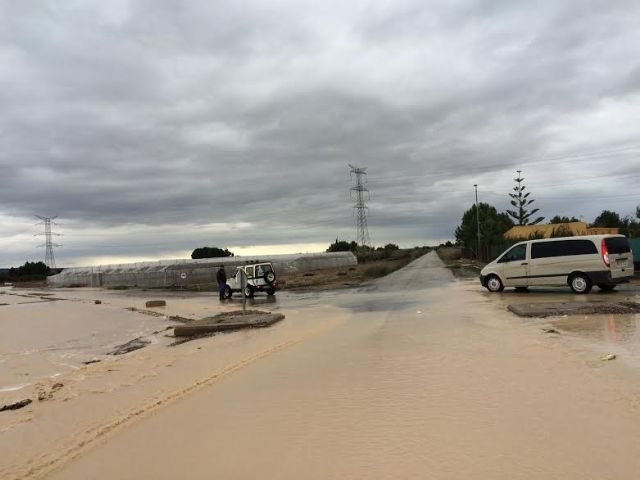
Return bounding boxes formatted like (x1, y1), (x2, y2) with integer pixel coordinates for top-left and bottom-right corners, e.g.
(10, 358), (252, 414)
(506, 170), (544, 225)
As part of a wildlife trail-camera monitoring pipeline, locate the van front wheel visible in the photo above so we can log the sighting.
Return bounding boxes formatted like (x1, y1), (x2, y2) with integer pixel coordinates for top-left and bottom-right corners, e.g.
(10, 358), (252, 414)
(485, 275), (504, 293)
(569, 274), (592, 294)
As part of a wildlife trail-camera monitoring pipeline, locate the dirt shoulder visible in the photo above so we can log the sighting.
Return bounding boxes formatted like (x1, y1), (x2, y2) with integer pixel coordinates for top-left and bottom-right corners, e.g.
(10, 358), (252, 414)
(436, 246), (484, 279)
(279, 248), (431, 291)
(278, 259), (399, 291)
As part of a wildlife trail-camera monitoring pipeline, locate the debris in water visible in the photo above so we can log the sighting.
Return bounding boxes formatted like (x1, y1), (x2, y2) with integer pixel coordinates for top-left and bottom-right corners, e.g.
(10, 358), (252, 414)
(600, 353), (617, 362)
(145, 300), (166, 308)
(107, 337), (151, 355)
(94, 300), (102, 304)
(542, 328), (560, 334)
(83, 359), (101, 365)
(0, 399), (33, 412)
(37, 382), (64, 401)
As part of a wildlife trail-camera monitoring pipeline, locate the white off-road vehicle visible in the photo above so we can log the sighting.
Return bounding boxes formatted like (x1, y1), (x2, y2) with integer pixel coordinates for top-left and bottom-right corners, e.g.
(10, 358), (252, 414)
(223, 262), (277, 298)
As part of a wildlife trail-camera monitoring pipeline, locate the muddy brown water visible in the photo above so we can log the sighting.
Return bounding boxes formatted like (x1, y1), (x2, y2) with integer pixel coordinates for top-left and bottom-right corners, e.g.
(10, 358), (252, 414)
(3, 254), (640, 479)
(43, 255), (640, 479)
(481, 281), (640, 369)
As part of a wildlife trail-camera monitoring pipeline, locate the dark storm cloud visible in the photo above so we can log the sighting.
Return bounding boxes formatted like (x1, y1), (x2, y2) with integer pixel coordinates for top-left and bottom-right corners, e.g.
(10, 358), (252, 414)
(1, 0), (640, 266)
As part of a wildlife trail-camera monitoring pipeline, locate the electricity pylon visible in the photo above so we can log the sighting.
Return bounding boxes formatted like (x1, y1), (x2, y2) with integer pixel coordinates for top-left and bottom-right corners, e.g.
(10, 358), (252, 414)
(35, 216), (62, 269)
(348, 164), (371, 247)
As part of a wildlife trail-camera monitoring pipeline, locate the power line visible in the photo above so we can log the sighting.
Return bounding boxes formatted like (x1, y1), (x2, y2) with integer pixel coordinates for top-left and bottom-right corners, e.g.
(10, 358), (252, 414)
(349, 164), (371, 247)
(35, 215), (62, 269)
(366, 144), (640, 184)
(483, 191), (640, 201)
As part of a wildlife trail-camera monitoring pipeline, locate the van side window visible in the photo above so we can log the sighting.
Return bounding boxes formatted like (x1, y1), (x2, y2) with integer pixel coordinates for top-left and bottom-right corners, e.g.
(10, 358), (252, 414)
(531, 240), (597, 259)
(498, 244), (526, 263)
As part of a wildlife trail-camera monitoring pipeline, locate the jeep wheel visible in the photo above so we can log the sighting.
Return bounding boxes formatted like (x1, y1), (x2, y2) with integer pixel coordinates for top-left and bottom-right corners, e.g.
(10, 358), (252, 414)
(223, 285), (232, 299)
(266, 287), (275, 296)
(243, 285), (254, 298)
(264, 271), (276, 284)
(569, 273), (592, 294)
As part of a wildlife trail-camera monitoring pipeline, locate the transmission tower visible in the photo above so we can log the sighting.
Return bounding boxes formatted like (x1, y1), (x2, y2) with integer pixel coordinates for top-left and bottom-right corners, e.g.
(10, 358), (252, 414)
(35, 215), (62, 269)
(348, 164), (371, 247)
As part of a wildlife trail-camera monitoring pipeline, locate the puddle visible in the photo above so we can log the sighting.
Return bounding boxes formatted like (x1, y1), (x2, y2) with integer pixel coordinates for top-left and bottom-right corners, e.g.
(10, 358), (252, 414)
(550, 313), (640, 367)
(340, 296), (418, 313)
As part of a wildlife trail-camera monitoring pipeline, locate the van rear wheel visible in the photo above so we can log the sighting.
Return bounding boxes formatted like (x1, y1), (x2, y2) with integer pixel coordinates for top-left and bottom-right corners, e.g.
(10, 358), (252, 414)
(485, 275), (504, 293)
(569, 273), (592, 294)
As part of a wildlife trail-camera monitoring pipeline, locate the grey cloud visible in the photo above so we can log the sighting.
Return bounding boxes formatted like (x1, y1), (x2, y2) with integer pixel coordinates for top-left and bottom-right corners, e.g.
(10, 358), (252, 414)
(1, 0), (640, 266)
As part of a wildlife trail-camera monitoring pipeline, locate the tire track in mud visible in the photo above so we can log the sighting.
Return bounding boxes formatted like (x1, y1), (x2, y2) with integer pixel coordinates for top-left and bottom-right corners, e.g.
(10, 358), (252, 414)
(10, 318), (344, 480)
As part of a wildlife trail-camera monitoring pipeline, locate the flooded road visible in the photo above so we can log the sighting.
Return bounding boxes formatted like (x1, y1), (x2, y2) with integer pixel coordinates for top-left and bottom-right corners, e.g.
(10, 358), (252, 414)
(0, 290), (171, 394)
(479, 282), (640, 369)
(40, 253), (640, 480)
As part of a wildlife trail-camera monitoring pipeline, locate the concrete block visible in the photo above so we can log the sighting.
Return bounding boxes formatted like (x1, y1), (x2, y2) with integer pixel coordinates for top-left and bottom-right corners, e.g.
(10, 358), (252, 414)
(145, 300), (166, 308)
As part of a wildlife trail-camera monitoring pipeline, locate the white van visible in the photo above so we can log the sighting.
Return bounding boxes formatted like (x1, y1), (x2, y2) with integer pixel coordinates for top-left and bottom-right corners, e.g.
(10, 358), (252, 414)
(480, 235), (634, 294)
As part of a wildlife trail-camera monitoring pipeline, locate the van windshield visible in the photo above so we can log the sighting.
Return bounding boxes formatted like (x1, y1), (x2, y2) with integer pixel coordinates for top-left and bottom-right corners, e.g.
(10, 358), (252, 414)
(498, 244), (526, 263)
(604, 237), (631, 254)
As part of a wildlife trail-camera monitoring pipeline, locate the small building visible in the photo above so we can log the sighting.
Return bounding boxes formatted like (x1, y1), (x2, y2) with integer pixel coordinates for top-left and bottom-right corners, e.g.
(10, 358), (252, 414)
(504, 222), (619, 240)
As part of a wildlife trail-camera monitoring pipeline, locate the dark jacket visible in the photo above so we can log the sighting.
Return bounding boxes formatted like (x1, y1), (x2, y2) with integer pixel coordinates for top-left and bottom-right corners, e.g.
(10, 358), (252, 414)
(216, 268), (226, 284)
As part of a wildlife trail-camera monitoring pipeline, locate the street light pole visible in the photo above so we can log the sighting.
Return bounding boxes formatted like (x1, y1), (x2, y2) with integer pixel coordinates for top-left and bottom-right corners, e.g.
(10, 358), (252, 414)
(474, 184), (480, 260)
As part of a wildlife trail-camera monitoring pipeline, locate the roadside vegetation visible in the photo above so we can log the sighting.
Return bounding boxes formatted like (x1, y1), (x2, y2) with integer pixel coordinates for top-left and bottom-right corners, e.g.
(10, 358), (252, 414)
(1, 261), (53, 284)
(436, 246), (484, 279)
(281, 245), (431, 291)
(191, 246), (234, 259)
(454, 170), (640, 263)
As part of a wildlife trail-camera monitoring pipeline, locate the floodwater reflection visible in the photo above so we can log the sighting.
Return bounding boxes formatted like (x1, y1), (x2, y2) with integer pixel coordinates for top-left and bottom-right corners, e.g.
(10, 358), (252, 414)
(552, 314), (640, 344)
(222, 295), (277, 307)
(551, 314), (640, 366)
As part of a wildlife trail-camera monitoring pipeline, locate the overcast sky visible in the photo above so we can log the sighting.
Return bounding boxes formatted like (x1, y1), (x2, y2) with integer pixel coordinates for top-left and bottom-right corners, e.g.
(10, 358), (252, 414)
(1, 0), (639, 267)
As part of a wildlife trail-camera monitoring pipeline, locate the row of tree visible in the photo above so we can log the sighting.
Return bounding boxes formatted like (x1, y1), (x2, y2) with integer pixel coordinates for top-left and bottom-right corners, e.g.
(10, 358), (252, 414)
(325, 239), (400, 253)
(191, 247), (234, 259)
(1, 261), (51, 281)
(456, 171), (640, 250)
(456, 204), (640, 249)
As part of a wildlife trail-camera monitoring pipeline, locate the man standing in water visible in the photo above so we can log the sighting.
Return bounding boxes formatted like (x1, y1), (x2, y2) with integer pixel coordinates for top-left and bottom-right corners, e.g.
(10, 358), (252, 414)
(216, 265), (227, 300)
